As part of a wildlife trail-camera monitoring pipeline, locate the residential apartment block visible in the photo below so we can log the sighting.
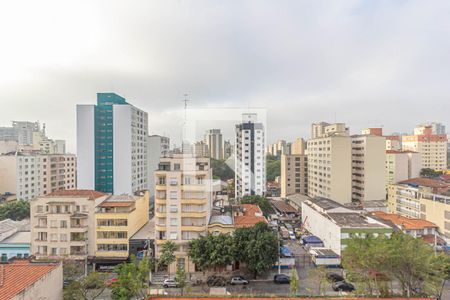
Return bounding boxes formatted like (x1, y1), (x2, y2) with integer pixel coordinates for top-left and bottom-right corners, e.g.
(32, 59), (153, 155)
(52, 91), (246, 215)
(154, 155), (212, 273)
(385, 150), (421, 188)
(0, 153), (76, 200)
(307, 123), (352, 204)
(31, 190), (108, 260)
(94, 191), (149, 264)
(77, 92), (148, 194)
(235, 113), (266, 198)
(402, 125), (447, 170)
(267, 140), (288, 157)
(351, 134), (386, 202)
(291, 138), (306, 155)
(387, 178), (450, 238)
(385, 135), (401, 150)
(280, 154), (308, 197)
(204, 129), (223, 160)
(147, 135), (170, 199)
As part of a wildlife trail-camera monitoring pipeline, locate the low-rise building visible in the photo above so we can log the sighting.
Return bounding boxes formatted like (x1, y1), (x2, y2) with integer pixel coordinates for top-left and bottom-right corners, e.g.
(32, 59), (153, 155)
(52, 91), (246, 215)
(302, 197), (393, 255)
(372, 211), (438, 238)
(0, 259), (63, 300)
(0, 219), (30, 261)
(387, 177), (450, 238)
(233, 204), (267, 228)
(94, 191), (149, 265)
(208, 213), (234, 235)
(30, 190), (108, 260)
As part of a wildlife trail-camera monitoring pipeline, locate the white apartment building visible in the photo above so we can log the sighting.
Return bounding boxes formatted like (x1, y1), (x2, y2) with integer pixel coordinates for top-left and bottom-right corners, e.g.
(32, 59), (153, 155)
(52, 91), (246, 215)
(235, 113), (266, 199)
(267, 140), (288, 157)
(154, 155), (212, 273)
(204, 129), (223, 160)
(402, 126), (447, 170)
(307, 123), (352, 204)
(385, 150), (421, 188)
(351, 135), (386, 202)
(147, 135), (170, 198)
(311, 122), (349, 139)
(0, 153), (77, 200)
(77, 93), (148, 195)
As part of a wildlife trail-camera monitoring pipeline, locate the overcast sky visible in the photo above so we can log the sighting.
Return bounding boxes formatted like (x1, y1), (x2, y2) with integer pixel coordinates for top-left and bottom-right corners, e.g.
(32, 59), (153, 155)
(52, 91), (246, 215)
(0, 0), (449, 153)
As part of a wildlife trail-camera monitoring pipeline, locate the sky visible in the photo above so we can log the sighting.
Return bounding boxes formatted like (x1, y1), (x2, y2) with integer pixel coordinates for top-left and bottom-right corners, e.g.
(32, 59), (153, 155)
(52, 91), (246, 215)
(0, 0), (449, 153)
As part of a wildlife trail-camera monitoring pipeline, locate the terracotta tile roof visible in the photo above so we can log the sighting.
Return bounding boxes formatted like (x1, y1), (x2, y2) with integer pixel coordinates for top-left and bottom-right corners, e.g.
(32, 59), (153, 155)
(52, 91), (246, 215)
(234, 216), (268, 228)
(271, 200), (297, 214)
(46, 190), (107, 200)
(421, 234), (446, 246)
(98, 201), (133, 207)
(399, 177), (449, 189)
(372, 212), (437, 230)
(0, 260), (60, 300)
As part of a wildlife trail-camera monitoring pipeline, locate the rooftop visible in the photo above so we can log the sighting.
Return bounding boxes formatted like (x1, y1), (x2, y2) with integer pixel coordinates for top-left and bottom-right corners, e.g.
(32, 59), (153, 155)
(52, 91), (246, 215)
(130, 219), (155, 240)
(327, 212), (391, 229)
(309, 197), (343, 211)
(234, 204), (267, 228)
(209, 214), (233, 226)
(0, 260), (60, 300)
(399, 177), (449, 189)
(0, 231), (30, 244)
(45, 190), (107, 200)
(372, 212), (437, 230)
(386, 150), (418, 154)
(270, 200), (297, 214)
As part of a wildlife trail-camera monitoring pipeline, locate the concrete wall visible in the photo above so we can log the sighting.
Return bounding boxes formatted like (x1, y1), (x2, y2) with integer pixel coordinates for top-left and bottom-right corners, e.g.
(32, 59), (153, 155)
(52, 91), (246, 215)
(76, 105), (95, 190)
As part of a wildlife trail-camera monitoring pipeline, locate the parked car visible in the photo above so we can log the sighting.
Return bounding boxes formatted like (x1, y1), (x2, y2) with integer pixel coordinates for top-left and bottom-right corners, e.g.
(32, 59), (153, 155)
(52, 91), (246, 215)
(274, 274), (290, 284)
(230, 276), (249, 285)
(332, 281), (355, 292)
(289, 232), (296, 240)
(163, 279), (179, 288)
(105, 278), (118, 287)
(326, 272), (344, 283)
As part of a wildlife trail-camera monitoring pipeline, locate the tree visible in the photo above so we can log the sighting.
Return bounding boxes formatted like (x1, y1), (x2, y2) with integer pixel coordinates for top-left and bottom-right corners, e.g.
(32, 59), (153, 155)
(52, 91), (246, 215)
(159, 241), (177, 275)
(234, 222), (279, 278)
(0, 200), (30, 221)
(290, 268), (299, 296)
(342, 233), (450, 298)
(63, 260), (84, 281)
(211, 158), (234, 180)
(241, 195), (273, 217)
(420, 168), (442, 178)
(188, 234), (235, 271)
(111, 255), (150, 300)
(266, 156), (280, 181)
(63, 271), (107, 300)
(175, 266), (188, 295)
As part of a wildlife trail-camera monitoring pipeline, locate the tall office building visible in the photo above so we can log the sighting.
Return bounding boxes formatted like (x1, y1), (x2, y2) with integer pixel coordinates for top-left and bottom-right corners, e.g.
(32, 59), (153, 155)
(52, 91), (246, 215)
(77, 93), (148, 194)
(402, 125), (447, 170)
(154, 155), (211, 273)
(307, 123), (352, 204)
(204, 129), (223, 160)
(235, 113), (266, 199)
(147, 135), (170, 199)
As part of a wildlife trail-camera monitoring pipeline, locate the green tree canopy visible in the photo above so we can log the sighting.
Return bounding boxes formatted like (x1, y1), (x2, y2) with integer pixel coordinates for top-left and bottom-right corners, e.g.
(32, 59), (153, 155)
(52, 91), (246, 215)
(159, 241), (177, 275)
(111, 256), (150, 300)
(420, 168), (442, 178)
(211, 158), (234, 180)
(63, 271), (107, 300)
(188, 234), (235, 271)
(0, 200), (30, 221)
(266, 156), (280, 181)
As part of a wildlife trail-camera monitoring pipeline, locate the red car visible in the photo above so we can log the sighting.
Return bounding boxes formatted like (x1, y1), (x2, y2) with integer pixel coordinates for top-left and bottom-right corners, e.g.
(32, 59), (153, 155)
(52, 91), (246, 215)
(105, 278), (118, 287)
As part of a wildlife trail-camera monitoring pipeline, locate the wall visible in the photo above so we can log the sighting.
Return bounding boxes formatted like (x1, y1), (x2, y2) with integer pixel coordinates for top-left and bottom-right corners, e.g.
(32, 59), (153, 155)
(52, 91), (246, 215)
(76, 105), (95, 190)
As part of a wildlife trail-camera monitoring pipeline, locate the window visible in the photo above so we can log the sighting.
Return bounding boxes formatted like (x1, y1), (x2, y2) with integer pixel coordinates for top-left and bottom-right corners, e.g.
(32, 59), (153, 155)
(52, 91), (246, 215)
(170, 205), (178, 213)
(60, 220), (67, 228)
(170, 232), (178, 240)
(170, 218), (178, 226)
(50, 220), (57, 228)
(170, 191), (177, 200)
(60, 234), (67, 242)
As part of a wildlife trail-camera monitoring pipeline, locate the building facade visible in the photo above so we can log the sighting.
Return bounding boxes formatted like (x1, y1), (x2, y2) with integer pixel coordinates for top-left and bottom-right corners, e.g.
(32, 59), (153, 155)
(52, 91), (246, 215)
(0, 153), (77, 200)
(147, 135), (170, 199)
(291, 138), (306, 155)
(235, 113), (266, 199)
(307, 128), (352, 204)
(402, 126), (447, 170)
(77, 93), (148, 194)
(280, 154), (308, 197)
(30, 190), (109, 260)
(351, 135), (386, 202)
(205, 129), (223, 160)
(385, 150), (421, 188)
(154, 155), (212, 273)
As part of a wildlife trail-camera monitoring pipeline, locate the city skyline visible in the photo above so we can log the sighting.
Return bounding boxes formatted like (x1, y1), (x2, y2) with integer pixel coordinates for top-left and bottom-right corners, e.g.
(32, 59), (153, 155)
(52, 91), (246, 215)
(1, 1), (450, 153)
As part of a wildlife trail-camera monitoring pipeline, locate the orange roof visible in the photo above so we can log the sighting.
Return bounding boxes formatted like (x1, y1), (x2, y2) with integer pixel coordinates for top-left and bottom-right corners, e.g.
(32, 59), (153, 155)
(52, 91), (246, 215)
(239, 204), (263, 216)
(98, 201), (133, 207)
(372, 212), (437, 230)
(234, 216), (268, 228)
(0, 260), (60, 300)
(46, 189), (107, 200)
(399, 177), (449, 189)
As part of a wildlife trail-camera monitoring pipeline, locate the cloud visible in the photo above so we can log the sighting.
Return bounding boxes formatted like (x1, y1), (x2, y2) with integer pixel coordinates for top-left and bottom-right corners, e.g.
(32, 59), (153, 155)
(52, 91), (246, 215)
(0, 0), (449, 152)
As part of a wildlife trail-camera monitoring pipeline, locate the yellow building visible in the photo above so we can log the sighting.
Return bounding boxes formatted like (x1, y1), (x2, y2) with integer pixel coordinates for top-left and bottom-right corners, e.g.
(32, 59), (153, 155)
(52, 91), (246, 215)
(280, 154), (307, 197)
(387, 178), (450, 238)
(154, 154), (212, 273)
(208, 214), (234, 235)
(94, 190), (149, 265)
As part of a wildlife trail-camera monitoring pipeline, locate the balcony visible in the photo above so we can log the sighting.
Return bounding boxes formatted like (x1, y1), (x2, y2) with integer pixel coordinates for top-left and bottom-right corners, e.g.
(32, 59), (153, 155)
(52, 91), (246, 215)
(181, 184), (206, 192)
(155, 210), (166, 218)
(181, 225), (207, 232)
(180, 198), (206, 205)
(181, 211), (207, 218)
